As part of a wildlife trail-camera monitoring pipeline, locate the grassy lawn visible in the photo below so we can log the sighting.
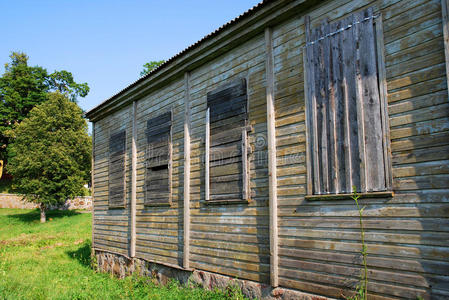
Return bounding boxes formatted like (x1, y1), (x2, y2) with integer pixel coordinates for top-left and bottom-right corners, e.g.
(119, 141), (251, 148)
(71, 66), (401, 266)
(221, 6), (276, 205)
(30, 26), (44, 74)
(0, 209), (248, 300)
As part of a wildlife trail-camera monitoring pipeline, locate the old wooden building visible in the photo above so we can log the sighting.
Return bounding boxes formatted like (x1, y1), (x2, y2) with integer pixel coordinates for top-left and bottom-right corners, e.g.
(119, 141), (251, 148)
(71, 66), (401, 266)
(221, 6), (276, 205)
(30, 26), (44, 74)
(86, 0), (449, 298)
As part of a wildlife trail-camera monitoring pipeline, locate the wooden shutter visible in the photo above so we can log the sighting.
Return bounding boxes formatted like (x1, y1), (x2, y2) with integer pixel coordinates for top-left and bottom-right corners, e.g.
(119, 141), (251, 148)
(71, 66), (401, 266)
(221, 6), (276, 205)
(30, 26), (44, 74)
(145, 111), (172, 206)
(109, 130), (126, 208)
(304, 8), (387, 195)
(206, 78), (249, 204)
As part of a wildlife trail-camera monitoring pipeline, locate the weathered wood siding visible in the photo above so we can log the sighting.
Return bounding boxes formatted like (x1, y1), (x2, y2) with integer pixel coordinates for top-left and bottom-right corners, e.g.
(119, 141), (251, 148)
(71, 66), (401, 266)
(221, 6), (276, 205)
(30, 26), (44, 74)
(188, 32), (270, 283)
(135, 77), (185, 266)
(274, 0), (449, 298)
(91, 0), (449, 298)
(93, 107), (132, 255)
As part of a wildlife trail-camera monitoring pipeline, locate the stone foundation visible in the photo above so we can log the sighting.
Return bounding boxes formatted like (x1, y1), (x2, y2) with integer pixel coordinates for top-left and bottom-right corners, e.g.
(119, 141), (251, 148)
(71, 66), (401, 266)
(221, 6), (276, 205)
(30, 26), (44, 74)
(95, 249), (331, 300)
(0, 193), (92, 210)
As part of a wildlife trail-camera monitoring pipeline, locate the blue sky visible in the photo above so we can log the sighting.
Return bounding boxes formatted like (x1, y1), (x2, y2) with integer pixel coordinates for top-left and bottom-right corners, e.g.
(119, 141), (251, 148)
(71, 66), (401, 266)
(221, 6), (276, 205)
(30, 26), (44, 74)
(0, 0), (260, 114)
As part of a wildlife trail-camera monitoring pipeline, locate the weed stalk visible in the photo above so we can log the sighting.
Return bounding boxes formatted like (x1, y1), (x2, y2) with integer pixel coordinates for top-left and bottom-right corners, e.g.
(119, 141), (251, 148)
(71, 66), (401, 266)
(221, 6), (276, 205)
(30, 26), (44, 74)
(351, 186), (368, 300)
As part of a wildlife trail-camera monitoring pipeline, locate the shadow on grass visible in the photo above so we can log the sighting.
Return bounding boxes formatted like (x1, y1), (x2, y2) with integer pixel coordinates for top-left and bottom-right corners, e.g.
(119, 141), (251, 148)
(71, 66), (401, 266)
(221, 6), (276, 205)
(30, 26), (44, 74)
(66, 240), (92, 268)
(7, 209), (81, 223)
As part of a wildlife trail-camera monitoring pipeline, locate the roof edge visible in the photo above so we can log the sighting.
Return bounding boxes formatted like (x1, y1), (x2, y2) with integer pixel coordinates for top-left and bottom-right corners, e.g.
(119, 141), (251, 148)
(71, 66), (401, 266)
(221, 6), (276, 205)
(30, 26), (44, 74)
(86, 0), (316, 121)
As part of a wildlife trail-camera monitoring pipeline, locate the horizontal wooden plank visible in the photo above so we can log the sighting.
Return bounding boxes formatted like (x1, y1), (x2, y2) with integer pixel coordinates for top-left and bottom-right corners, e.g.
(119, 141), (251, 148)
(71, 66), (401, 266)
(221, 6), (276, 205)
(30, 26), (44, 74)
(279, 257), (433, 288)
(136, 239), (179, 251)
(191, 245), (268, 264)
(146, 184), (169, 192)
(390, 118), (449, 140)
(147, 156), (169, 168)
(280, 237), (449, 261)
(392, 144), (449, 165)
(146, 169), (169, 180)
(135, 250), (180, 267)
(192, 216), (269, 226)
(388, 90), (447, 116)
(136, 234), (178, 244)
(391, 132), (449, 152)
(280, 203), (449, 218)
(208, 193), (242, 201)
(393, 160), (449, 177)
(190, 260), (268, 283)
(210, 162), (241, 177)
(191, 223), (268, 235)
(210, 126), (243, 147)
(279, 268), (427, 299)
(146, 191), (170, 198)
(278, 216), (449, 232)
(210, 174), (241, 183)
(279, 227), (449, 247)
(393, 174), (449, 190)
(387, 63), (445, 92)
(210, 115), (247, 132)
(210, 156), (241, 167)
(210, 180), (242, 195)
(389, 103), (449, 128)
(279, 246), (449, 276)
(190, 253), (269, 274)
(388, 77), (446, 104)
(210, 142), (241, 161)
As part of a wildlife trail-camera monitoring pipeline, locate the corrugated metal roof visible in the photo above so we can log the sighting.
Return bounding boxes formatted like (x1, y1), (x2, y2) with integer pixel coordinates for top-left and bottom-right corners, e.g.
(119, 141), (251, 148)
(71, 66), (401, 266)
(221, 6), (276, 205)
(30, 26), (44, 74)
(86, 0), (272, 117)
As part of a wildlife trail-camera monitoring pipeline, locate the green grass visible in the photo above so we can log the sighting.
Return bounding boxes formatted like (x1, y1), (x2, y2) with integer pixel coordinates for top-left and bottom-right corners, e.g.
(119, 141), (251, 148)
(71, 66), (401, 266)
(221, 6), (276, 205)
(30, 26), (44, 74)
(0, 209), (249, 300)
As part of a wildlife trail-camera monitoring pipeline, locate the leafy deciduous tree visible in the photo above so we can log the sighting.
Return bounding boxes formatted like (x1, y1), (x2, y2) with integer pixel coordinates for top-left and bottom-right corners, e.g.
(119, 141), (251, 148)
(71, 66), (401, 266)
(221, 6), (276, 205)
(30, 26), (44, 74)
(47, 70), (89, 102)
(0, 52), (90, 165)
(7, 92), (91, 222)
(140, 60), (165, 76)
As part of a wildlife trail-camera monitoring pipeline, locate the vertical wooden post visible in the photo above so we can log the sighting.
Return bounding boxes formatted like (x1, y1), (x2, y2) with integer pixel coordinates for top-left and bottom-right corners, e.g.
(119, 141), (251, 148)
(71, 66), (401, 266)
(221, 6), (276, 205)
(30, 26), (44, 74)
(304, 16), (322, 194)
(441, 0), (449, 97)
(183, 72), (191, 269)
(241, 129), (248, 201)
(265, 26), (278, 288)
(205, 107), (210, 202)
(130, 101), (137, 258)
(375, 16), (393, 190)
(91, 123), (96, 249)
(168, 109), (173, 205)
(303, 17), (312, 195)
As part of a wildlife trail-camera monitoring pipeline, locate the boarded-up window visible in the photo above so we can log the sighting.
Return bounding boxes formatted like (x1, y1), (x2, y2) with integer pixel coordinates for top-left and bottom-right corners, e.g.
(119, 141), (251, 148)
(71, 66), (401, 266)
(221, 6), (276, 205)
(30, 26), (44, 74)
(109, 130), (126, 208)
(206, 78), (249, 204)
(145, 111), (172, 206)
(304, 9), (390, 195)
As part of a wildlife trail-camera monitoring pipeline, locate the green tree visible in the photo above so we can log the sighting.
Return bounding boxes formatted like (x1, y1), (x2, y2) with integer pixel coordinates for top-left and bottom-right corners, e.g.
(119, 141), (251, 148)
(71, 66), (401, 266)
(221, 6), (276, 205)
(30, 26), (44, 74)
(0, 52), (90, 165)
(140, 60), (165, 76)
(47, 70), (89, 101)
(7, 92), (91, 223)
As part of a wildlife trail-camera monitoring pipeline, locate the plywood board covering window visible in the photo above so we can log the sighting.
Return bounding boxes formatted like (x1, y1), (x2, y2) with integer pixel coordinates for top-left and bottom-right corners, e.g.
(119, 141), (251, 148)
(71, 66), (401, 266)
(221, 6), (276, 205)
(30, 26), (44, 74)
(145, 111), (172, 206)
(108, 130), (126, 208)
(304, 8), (391, 195)
(206, 78), (249, 204)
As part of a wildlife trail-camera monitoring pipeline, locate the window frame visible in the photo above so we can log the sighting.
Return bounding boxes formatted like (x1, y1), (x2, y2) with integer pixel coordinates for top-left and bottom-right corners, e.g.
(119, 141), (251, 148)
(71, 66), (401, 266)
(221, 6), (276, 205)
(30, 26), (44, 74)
(303, 11), (393, 199)
(144, 110), (173, 207)
(204, 78), (251, 205)
(108, 130), (127, 209)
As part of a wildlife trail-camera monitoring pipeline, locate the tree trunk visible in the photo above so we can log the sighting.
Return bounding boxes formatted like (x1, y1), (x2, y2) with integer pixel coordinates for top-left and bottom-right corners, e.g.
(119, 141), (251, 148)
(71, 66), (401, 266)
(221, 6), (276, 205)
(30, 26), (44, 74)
(40, 203), (46, 223)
